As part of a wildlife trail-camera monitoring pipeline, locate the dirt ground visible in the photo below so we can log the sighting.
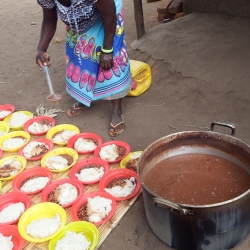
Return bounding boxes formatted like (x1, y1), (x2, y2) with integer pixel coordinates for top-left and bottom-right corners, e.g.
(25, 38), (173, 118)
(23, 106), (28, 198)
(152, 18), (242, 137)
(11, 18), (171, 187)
(1, 0), (250, 249)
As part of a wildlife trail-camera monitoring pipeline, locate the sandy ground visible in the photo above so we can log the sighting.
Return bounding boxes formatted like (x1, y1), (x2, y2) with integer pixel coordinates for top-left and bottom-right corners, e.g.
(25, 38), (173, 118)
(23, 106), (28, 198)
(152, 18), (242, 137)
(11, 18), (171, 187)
(1, 0), (250, 249)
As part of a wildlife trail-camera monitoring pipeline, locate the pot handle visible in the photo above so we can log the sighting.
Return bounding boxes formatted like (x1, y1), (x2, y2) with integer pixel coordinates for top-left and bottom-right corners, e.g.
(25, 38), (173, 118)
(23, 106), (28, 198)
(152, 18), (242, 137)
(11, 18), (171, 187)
(210, 121), (235, 136)
(153, 197), (193, 216)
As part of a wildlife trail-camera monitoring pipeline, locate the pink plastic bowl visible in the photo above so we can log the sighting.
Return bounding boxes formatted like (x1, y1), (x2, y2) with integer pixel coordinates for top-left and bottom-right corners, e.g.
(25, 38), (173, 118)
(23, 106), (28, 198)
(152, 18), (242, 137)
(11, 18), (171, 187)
(18, 138), (54, 161)
(41, 178), (84, 208)
(23, 116), (56, 136)
(94, 140), (130, 164)
(0, 104), (15, 121)
(0, 148), (2, 159)
(71, 191), (117, 226)
(12, 167), (53, 195)
(67, 132), (102, 154)
(99, 168), (141, 201)
(70, 158), (110, 185)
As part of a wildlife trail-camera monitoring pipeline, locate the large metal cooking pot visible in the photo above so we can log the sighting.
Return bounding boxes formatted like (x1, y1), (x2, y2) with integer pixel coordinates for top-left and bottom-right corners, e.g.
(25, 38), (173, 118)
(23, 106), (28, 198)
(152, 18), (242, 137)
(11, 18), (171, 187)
(138, 122), (250, 250)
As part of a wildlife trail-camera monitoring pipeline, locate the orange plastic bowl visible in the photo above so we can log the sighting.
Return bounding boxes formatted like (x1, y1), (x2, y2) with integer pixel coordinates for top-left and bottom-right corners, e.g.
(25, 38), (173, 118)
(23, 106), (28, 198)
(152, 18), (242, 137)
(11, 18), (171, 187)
(67, 132), (102, 154)
(23, 116), (56, 136)
(0, 191), (31, 225)
(94, 141), (130, 164)
(0, 225), (25, 250)
(70, 158), (110, 185)
(12, 167), (53, 195)
(0, 104), (15, 121)
(41, 178), (84, 208)
(71, 191), (117, 226)
(18, 138), (54, 161)
(99, 169), (141, 201)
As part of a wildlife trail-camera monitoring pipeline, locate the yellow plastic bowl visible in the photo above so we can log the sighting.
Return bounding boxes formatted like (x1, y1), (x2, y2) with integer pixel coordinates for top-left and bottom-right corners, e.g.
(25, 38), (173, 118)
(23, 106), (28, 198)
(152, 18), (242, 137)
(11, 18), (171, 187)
(120, 151), (143, 169)
(0, 181), (2, 191)
(3, 111), (33, 130)
(41, 148), (78, 172)
(46, 124), (80, 146)
(0, 156), (27, 181)
(0, 121), (10, 137)
(0, 131), (30, 152)
(18, 202), (67, 243)
(49, 221), (99, 250)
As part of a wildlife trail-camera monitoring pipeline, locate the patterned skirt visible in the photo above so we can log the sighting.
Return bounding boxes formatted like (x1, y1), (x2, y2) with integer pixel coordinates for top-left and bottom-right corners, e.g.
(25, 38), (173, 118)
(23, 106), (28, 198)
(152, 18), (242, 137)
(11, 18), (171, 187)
(65, 0), (132, 107)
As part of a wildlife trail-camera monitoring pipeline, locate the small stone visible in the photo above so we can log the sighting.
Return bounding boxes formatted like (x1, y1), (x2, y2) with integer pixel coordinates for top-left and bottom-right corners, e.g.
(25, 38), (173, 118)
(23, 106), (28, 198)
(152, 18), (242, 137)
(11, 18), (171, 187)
(31, 22), (36, 25)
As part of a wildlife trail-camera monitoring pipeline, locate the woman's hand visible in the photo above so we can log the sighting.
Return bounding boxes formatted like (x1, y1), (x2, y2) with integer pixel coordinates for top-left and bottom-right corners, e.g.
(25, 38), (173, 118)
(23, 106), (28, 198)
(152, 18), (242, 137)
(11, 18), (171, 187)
(100, 52), (114, 70)
(36, 51), (51, 69)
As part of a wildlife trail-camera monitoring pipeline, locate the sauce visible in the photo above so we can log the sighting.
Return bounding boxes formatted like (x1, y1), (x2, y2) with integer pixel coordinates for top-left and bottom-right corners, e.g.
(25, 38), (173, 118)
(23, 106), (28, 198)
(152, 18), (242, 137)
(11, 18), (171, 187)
(144, 154), (250, 205)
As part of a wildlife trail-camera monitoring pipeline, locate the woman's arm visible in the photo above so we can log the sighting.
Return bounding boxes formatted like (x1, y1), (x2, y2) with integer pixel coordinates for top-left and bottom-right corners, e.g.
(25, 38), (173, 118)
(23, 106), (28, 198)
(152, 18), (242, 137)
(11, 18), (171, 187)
(36, 7), (58, 69)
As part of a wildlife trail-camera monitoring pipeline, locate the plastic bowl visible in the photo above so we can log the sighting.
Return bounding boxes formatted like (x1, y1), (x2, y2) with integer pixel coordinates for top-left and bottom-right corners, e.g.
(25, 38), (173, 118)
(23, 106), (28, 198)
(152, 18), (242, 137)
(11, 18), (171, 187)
(0, 121), (10, 137)
(0, 156), (27, 181)
(18, 138), (54, 161)
(3, 111), (33, 130)
(120, 151), (143, 172)
(67, 132), (102, 154)
(0, 191), (31, 226)
(41, 178), (84, 208)
(49, 221), (99, 250)
(70, 158), (110, 185)
(99, 168), (141, 201)
(41, 148), (78, 172)
(46, 124), (80, 146)
(23, 116), (56, 136)
(0, 149), (2, 159)
(18, 202), (67, 243)
(0, 225), (25, 250)
(0, 131), (30, 152)
(71, 191), (117, 226)
(0, 104), (15, 121)
(94, 140), (130, 164)
(12, 167), (53, 195)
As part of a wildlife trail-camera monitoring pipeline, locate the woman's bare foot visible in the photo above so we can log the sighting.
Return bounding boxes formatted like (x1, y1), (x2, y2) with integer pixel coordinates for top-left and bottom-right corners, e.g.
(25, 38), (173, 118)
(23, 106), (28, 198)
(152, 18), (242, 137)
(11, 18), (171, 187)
(67, 102), (85, 117)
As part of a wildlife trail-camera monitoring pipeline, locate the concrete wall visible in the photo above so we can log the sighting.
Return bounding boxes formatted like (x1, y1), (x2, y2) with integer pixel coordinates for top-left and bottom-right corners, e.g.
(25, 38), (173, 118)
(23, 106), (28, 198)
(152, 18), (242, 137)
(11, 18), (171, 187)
(183, 0), (250, 17)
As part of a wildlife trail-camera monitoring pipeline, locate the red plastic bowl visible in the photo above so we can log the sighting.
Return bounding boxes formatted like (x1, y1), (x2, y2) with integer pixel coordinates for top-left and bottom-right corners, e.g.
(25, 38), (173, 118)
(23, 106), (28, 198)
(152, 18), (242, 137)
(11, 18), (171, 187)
(0, 225), (25, 250)
(94, 141), (130, 164)
(12, 167), (53, 195)
(0, 191), (31, 225)
(99, 168), (141, 201)
(71, 191), (117, 226)
(23, 116), (56, 136)
(0, 104), (15, 121)
(70, 158), (110, 185)
(67, 132), (102, 154)
(0, 148), (2, 159)
(18, 138), (54, 161)
(41, 178), (84, 208)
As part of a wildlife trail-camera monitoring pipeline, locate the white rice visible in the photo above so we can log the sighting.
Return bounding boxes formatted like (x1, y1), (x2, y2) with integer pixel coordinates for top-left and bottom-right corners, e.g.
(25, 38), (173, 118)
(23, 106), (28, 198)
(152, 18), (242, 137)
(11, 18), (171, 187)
(105, 177), (136, 198)
(53, 130), (77, 144)
(74, 138), (97, 152)
(56, 183), (78, 206)
(2, 137), (26, 150)
(0, 202), (25, 223)
(99, 144), (118, 161)
(130, 152), (142, 160)
(44, 155), (69, 170)
(28, 121), (51, 134)
(0, 233), (13, 250)
(26, 213), (61, 239)
(9, 113), (30, 128)
(0, 130), (6, 137)
(1, 158), (22, 176)
(55, 231), (90, 250)
(76, 166), (104, 182)
(23, 141), (49, 158)
(0, 110), (11, 119)
(87, 196), (112, 223)
(20, 176), (50, 193)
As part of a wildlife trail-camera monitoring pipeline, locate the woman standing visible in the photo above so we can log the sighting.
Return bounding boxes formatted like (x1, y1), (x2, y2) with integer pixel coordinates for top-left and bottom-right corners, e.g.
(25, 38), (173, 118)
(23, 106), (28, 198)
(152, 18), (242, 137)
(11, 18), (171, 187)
(36, 0), (132, 136)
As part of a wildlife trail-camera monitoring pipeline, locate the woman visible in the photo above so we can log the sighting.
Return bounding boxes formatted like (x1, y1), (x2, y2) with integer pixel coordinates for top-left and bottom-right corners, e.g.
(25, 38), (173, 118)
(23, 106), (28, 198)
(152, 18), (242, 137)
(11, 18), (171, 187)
(36, 0), (132, 137)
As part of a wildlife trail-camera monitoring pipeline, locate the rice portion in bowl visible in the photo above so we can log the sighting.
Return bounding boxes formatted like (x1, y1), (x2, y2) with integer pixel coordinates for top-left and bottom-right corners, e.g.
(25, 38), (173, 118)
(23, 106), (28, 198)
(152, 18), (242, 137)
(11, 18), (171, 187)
(26, 213), (61, 239)
(53, 130), (77, 144)
(74, 138), (97, 152)
(9, 113), (30, 128)
(0, 233), (13, 250)
(23, 142), (49, 159)
(44, 155), (73, 170)
(76, 165), (104, 182)
(0, 158), (22, 178)
(2, 137), (26, 150)
(28, 120), (52, 134)
(21, 176), (50, 193)
(0, 111), (11, 119)
(0, 202), (25, 223)
(0, 130), (6, 137)
(55, 231), (90, 250)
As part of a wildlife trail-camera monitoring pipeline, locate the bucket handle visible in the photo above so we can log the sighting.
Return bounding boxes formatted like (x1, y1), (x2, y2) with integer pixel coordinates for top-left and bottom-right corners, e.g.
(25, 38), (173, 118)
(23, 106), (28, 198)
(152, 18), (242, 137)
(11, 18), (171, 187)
(153, 197), (194, 216)
(210, 121), (235, 136)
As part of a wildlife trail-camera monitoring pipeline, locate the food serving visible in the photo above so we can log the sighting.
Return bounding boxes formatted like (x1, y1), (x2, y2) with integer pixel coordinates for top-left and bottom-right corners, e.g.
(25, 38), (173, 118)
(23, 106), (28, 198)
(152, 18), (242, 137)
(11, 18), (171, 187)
(99, 144), (126, 161)
(0, 202), (25, 224)
(76, 164), (105, 183)
(0, 111), (11, 119)
(4, 111), (33, 129)
(0, 104), (15, 121)
(0, 157), (23, 179)
(28, 119), (52, 134)
(53, 130), (77, 144)
(120, 151), (143, 172)
(22, 141), (49, 159)
(74, 138), (97, 153)
(21, 176), (50, 193)
(0, 232), (13, 250)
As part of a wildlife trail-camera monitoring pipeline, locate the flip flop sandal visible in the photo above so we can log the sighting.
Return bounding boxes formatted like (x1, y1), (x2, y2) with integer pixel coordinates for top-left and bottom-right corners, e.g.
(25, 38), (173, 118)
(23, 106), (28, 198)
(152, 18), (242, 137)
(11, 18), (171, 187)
(109, 115), (125, 137)
(67, 102), (84, 118)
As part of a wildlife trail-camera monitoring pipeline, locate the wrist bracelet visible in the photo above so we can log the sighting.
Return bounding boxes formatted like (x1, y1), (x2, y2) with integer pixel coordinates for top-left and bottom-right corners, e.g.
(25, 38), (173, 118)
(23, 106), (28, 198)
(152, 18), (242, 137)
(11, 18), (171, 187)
(101, 46), (113, 54)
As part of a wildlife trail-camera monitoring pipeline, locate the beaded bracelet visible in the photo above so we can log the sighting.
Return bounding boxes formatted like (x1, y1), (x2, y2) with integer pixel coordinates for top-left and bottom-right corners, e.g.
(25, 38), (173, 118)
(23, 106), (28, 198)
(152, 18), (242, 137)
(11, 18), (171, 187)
(101, 46), (113, 54)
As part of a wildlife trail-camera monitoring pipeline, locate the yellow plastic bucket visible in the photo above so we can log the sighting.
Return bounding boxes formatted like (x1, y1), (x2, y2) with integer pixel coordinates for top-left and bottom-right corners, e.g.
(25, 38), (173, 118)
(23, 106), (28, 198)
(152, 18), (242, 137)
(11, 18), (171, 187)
(128, 60), (152, 97)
